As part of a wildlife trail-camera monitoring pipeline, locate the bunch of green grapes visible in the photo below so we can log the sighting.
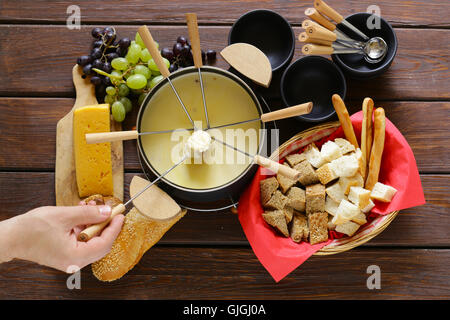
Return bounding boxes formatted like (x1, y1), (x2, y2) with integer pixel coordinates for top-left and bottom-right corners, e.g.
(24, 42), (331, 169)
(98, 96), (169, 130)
(93, 32), (169, 122)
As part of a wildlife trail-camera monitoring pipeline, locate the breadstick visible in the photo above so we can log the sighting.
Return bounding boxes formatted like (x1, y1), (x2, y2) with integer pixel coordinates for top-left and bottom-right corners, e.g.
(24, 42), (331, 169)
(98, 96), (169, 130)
(332, 94), (359, 148)
(361, 97), (374, 179)
(365, 108), (385, 190)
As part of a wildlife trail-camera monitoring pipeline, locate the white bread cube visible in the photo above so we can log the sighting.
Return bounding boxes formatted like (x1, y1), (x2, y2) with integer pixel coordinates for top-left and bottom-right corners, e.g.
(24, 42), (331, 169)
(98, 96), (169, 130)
(327, 215), (336, 230)
(339, 173), (364, 195)
(362, 199), (375, 213)
(334, 138), (355, 154)
(331, 199), (360, 225)
(352, 212), (367, 225)
(325, 196), (340, 216)
(316, 163), (338, 184)
(304, 143), (325, 168)
(371, 182), (398, 202)
(354, 148), (364, 176)
(348, 186), (371, 210)
(321, 141), (342, 162)
(335, 221), (360, 236)
(329, 154), (359, 178)
(326, 182), (347, 203)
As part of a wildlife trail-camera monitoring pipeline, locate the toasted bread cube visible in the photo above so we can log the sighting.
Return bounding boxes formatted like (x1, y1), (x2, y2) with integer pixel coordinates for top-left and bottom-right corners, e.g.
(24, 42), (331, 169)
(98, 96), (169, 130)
(334, 138), (356, 154)
(327, 215), (336, 230)
(276, 164), (297, 193)
(330, 154), (359, 178)
(294, 160), (319, 186)
(352, 212), (367, 225)
(325, 196), (340, 216)
(331, 199), (360, 225)
(308, 212), (329, 245)
(306, 183), (325, 215)
(264, 190), (288, 211)
(339, 173), (364, 195)
(370, 182), (398, 202)
(290, 212), (309, 243)
(262, 210), (289, 237)
(321, 141), (342, 162)
(316, 163), (338, 184)
(260, 177), (279, 205)
(284, 206), (294, 224)
(304, 143), (325, 168)
(362, 199), (375, 213)
(326, 182), (347, 203)
(348, 186), (371, 210)
(286, 187), (306, 212)
(285, 153), (307, 167)
(335, 221), (360, 236)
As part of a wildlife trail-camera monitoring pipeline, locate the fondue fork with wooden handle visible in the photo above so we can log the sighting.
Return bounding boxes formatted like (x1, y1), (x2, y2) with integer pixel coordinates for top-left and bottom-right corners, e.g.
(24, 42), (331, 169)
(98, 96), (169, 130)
(138, 25), (196, 129)
(208, 102), (313, 130)
(186, 13), (210, 129)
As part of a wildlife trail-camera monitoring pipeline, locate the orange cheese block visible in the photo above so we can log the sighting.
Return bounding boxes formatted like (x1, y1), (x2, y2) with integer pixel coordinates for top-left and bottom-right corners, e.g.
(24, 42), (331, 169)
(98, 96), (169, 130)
(73, 104), (113, 197)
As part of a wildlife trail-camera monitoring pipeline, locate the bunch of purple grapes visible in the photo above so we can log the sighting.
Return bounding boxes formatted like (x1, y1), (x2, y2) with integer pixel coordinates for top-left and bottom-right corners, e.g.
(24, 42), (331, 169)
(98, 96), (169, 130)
(161, 36), (216, 72)
(76, 27), (131, 89)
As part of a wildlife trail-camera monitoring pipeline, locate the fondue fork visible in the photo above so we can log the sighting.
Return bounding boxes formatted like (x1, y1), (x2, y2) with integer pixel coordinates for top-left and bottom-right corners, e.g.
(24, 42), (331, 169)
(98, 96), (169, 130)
(186, 13), (211, 130)
(207, 102), (313, 131)
(85, 127), (194, 144)
(78, 155), (187, 242)
(138, 26), (197, 130)
(211, 137), (300, 181)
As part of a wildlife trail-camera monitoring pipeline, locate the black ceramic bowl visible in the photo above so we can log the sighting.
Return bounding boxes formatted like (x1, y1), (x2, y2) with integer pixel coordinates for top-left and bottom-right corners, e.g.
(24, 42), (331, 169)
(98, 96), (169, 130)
(280, 56), (346, 122)
(229, 9), (295, 73)
(332, 13), (398, 79)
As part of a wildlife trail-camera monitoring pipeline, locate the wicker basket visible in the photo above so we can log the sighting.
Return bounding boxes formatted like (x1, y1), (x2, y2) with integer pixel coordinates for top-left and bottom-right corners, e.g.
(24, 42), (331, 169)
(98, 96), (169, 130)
(270, 121), (399, 256)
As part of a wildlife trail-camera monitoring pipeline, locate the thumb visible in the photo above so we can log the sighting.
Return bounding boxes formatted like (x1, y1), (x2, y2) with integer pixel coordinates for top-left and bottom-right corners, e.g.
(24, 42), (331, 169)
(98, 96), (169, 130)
(63, 205), (111, 227)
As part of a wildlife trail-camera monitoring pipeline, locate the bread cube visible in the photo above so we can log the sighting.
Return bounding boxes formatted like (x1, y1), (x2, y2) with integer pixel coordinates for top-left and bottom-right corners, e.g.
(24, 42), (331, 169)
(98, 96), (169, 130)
(334, 138), (356, 154)
(321, 141), (342, 162)
(260, 177), (279, 205)
(264, 190), (288, 210)
(348, 186), (371, 210)
(335, 221), (360, 236)
(304, 143), (325, 168)
(361, 199), (375, 213)
(290, 212), (309, 243)
(316, 163), (338, 184)
(330, 154), (359, 178)
(354, 148), (364, 176)
(338, 173), (364, 195)
(370, 182), (398, 202)
(294, 160), (319, 186)
(286, 187), (306, 212)
(327, 215), (336, 230)
(326, 182), (347, 203)
(262, 210), (289, 237)
(306, 183), (325, 215)
(284, 206), (294, 224)
(331, 199), (360, 225)
(325, 196), (340, 216)
(285, 153), (307, 167)
(352, 212), (367, 225)
(308, 212), (329, 245)
(276, 164), (297, 193)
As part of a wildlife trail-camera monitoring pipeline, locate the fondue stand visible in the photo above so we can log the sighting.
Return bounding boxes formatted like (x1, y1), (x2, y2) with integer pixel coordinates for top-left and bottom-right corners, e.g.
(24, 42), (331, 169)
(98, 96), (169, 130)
(79, 21), (313, 241)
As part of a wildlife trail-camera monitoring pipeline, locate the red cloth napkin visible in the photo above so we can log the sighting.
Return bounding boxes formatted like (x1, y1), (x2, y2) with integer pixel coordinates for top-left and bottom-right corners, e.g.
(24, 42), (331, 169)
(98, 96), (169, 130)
(238, 111), (425, 282)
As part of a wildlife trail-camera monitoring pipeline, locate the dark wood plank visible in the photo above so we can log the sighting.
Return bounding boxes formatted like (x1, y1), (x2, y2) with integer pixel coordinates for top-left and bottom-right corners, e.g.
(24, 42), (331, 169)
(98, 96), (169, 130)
(0, 98), (447, 173)
(0, 248), (449, 299)
(0, 172), (448, 247)
(0, 0), (449, 27)
(0, 26), (448, 100)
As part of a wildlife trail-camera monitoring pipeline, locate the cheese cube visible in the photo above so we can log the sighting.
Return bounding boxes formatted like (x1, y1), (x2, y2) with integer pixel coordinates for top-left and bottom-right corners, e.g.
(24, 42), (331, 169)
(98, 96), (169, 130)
(73, 104), (113, 197)
(321, 141), (342, 162)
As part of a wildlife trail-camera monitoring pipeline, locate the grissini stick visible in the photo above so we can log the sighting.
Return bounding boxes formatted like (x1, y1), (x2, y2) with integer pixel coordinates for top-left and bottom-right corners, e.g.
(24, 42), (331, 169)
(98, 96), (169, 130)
(365, 108), (385, 190)
(361, 97), (374, 179)
(331, 94), (359, 148)
(314, 0), (369, 41)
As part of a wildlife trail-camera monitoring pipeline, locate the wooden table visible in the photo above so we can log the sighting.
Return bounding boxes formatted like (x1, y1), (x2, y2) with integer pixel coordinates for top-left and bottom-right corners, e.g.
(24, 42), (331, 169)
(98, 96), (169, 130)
(0, 0), (449, 300)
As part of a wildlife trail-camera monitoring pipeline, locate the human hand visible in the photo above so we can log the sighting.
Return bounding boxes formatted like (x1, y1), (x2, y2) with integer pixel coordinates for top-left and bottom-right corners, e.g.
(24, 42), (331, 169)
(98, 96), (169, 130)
(1, 203), (124, 272)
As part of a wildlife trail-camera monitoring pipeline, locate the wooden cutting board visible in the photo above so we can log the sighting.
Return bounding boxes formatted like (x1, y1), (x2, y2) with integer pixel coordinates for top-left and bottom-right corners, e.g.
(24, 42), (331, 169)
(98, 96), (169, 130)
(55, 65), (123, 206)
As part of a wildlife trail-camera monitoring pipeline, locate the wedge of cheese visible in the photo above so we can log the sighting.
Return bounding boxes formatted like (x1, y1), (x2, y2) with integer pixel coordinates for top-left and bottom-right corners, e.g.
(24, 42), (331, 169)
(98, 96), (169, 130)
(73, 104), (113, 197)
